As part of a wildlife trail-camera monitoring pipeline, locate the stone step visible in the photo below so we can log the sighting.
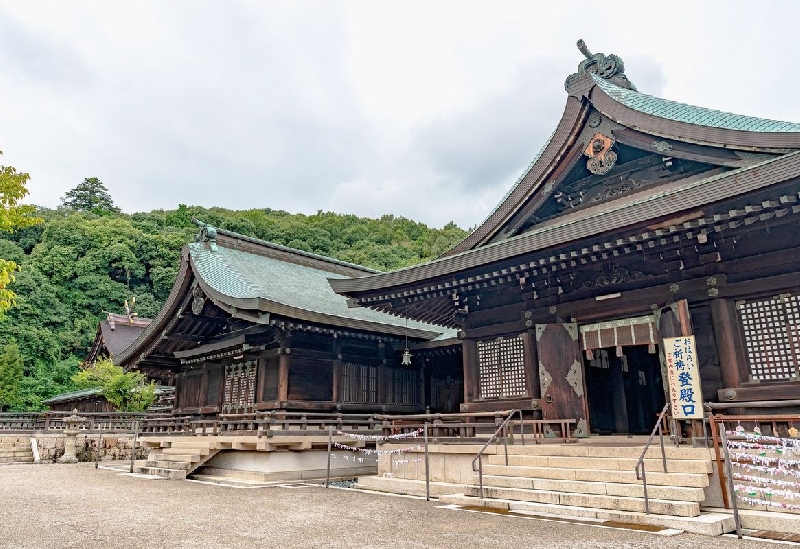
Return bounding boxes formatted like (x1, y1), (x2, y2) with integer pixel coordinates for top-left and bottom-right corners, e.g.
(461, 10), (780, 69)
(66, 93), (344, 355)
(462, 485), (700, 517)
(152, 453), (201, 463)
(146, 459), (192, 471)
(475, 474), (705, 502)
(162, 447), (212, 456)
(488, 454), (713, 474)
(438, 494), (735, 536)
(482, 464), (709, 487)
(168, 441), (215, 450)
(0, 455), (34, 463)
(0, 451), (34, 458)
(190, 474), (275, 487)
(0, 442), (30, 450)
(135, 466), (187, 480)
(355, 476), (468, 497)
(504, 444), (712, 461)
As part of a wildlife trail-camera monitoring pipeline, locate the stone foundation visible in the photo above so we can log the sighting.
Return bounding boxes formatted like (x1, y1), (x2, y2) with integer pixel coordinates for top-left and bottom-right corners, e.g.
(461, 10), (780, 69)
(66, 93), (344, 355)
(4, 434), (147, 463)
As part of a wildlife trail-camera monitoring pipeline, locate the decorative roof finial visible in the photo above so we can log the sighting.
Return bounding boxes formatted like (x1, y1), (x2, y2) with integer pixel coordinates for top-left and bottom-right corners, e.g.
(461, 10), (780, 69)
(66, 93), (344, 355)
(565, 39), (636, 92)
(192, 219), (218, 252)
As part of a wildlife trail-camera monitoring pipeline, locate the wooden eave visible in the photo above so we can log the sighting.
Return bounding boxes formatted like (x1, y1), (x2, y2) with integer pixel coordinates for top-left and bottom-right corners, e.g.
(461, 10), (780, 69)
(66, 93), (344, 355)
(173, 333), (255, 360)
(445, 72), (800, 256)
(115, 248), (195, 369)
(330, 150), (800, 299)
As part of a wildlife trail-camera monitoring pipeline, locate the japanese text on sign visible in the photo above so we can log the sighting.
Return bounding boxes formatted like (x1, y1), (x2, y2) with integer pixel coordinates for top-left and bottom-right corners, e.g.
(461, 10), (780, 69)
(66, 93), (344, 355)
(663, 335), (704, 419)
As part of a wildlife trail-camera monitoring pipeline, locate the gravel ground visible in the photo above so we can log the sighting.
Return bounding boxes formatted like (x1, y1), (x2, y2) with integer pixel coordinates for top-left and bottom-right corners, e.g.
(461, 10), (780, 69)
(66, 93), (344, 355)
(0, 463), (780, 549)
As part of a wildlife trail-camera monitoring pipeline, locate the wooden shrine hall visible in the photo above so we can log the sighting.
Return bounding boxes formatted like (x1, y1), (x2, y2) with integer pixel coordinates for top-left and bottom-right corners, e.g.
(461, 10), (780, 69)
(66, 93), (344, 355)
(115, 222), (461, 417)
(331, 40), (800, 436)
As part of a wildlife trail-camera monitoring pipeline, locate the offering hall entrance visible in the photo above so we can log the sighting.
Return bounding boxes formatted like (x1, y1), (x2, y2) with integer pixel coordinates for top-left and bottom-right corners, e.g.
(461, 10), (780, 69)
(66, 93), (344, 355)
(584, 346), (665, 434)
(579, 315), (666, 435)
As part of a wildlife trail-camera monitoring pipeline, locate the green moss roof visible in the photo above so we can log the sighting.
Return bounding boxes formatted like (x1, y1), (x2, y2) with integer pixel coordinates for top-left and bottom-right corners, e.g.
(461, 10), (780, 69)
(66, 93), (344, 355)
(189, 242), (454, 338)
(594, 74), (800, 132)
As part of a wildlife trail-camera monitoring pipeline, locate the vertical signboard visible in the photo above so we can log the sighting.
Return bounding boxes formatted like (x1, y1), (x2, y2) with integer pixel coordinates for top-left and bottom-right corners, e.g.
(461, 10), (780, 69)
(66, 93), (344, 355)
(664, 336), (703, 419)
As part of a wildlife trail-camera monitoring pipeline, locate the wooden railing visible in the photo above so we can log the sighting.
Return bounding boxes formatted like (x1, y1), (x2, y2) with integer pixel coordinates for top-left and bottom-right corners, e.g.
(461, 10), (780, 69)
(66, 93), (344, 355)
(0, 412), (161, 433)
(1, 409), (581, 441)
(138, 411), (385, 437)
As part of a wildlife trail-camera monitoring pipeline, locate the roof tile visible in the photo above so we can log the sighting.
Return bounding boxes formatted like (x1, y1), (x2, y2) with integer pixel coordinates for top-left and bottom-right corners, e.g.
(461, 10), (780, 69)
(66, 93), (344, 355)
(594, 75), (800, 132)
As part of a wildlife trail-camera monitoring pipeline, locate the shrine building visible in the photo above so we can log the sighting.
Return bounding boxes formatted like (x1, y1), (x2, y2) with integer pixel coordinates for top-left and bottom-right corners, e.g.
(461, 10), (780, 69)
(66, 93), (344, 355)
(330, 40), (800, 436)
(115, 223), (461, 417)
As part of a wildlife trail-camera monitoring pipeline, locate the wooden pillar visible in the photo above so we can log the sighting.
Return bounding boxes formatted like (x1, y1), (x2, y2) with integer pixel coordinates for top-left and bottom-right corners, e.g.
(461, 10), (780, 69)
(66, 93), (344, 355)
(710, 298), (747, 388)
(419, 360), (426, 409)
(332, 338), (342, 403)
(677, 299), (693, 336)
(377, 342), (387, 404)
(255, 358), (266, 403)
(278, 349), (289, 402)
(523, 330), (540, 399)
(332, 359), (341, 403)
(462, 339), (478, 403)
(199, 367), (209, 408)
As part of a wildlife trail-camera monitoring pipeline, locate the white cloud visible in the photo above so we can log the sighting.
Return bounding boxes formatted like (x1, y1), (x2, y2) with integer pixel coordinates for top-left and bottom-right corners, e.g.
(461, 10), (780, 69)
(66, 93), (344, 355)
(0, 1), (799, 229)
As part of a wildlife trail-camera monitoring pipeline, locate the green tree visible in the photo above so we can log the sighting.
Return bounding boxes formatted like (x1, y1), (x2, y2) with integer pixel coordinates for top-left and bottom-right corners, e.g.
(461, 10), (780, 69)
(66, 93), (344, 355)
(60, 177), (121, 214)
(0, 341), (24, 411)
(0, 153), (42, 316)
(73, 359), (156, 412)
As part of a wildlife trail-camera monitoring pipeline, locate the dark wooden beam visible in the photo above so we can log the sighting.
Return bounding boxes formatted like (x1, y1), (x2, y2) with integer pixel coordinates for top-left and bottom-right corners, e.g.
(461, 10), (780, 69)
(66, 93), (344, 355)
(164, 333), (207, 343)
(173, 334), (248, 359)
(718, 384), (800, 402)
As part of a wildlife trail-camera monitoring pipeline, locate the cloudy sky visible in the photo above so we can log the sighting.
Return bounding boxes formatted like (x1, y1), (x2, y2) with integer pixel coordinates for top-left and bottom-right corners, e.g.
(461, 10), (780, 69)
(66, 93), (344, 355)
(1, 1), (798, 229)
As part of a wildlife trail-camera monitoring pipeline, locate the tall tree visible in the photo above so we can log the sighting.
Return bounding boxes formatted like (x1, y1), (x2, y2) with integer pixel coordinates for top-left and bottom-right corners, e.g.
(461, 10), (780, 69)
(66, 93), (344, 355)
(0, 152), (42, 317)
(0, 341), (24, 411)
(73, 359), (156, 412)
(60, 177), (121, 214)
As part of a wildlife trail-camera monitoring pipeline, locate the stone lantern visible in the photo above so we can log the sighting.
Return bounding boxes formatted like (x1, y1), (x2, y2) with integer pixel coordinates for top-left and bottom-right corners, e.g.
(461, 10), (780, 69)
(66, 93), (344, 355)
(58, 409), (87, 464)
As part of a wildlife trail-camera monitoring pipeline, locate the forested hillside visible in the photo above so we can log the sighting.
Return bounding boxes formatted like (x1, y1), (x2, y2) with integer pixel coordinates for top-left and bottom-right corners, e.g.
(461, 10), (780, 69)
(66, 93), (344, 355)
(0, 202), (467, 411)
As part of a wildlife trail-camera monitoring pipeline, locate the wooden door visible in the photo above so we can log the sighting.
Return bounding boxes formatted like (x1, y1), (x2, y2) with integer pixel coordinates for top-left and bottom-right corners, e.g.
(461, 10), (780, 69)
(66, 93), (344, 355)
(535, 323), (588, 437)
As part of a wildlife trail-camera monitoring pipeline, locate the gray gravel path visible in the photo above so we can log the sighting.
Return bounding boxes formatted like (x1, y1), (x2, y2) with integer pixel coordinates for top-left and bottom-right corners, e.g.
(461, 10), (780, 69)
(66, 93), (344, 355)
(0, 463), (780, 549)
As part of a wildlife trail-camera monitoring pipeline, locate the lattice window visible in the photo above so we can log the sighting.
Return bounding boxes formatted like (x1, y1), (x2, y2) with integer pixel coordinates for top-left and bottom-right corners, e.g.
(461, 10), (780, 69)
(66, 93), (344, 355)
(477, 335), (527, 399)
(223, 361), (257, 410)
(386, 367), (419, 406)
(738, 295), (800, 381)
(340, 363), (378, 404)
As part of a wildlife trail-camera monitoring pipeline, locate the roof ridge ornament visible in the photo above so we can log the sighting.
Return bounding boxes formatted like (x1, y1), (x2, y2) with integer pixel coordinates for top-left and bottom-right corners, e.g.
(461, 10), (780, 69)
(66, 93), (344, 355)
(565, 39), (636, 92)
(192, 218), (218, 252)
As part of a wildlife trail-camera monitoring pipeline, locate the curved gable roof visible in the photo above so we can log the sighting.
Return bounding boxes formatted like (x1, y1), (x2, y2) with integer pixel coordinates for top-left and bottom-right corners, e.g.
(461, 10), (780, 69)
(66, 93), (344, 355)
(446, 60), (800, 256)
(189, 241), (448, 338)
(116, 227), (453, 369)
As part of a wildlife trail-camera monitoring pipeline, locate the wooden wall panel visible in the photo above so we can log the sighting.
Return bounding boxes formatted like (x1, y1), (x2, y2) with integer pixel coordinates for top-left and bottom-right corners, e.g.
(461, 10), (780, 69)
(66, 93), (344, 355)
(260, 357), (279, 401)
(205, 364), (223, 407)
(288, 357), (333, 401)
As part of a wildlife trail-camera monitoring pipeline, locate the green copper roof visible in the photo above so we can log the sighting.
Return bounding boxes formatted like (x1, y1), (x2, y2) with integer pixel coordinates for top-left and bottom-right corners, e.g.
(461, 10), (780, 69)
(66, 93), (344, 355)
(188, 242), (453, 338)
(593, 74), (800, 132)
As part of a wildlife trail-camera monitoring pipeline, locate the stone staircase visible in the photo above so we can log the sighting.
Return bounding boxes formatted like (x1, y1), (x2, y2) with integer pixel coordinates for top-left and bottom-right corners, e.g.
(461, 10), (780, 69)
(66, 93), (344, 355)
(458, 444), (713, 517)
(357, 442), (737, 535)
(136, 439), (220, 479)
(0, 437), (34, 464)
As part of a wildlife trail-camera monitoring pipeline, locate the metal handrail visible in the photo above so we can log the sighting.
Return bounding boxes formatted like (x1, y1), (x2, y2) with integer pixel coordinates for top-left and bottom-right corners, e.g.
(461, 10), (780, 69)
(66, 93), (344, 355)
(471, 409), (519, 498)
(635, 402), (671, 514)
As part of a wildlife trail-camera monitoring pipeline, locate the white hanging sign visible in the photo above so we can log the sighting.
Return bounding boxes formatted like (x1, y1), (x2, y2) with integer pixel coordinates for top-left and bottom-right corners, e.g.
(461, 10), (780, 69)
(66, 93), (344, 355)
(664, 335), (704, 419)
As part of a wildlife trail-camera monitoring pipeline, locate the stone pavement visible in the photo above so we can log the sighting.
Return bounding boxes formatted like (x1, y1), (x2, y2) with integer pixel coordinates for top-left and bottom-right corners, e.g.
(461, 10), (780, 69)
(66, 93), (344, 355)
(0, 463), (780, 549)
